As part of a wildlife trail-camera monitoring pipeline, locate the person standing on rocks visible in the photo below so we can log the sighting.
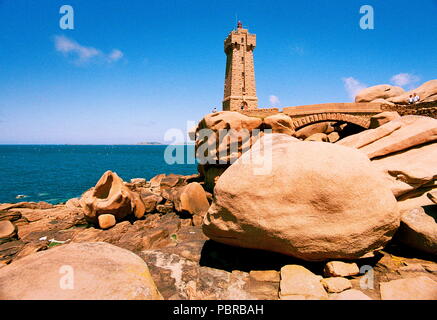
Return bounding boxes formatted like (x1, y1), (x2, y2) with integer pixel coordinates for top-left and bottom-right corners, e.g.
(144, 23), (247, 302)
(413, 93), (420, 104)
(408, 95), (414, 104)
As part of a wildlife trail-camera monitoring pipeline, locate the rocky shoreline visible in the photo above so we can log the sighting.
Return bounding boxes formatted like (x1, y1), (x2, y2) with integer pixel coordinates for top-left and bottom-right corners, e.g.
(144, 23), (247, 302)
(0, 110), (436, 300)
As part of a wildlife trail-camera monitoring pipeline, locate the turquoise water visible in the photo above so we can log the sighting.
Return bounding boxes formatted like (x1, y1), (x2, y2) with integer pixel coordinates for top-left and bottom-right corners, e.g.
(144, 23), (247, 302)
(0, 145), (197, 204)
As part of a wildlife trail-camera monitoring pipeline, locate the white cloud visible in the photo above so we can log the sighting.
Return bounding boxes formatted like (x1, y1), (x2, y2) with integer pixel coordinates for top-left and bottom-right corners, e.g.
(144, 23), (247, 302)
(54, 35), (100, 63)
(54, 35), (124, 64)
(108, 49), (123, 62)
(269, 95), (281, 107)
(390, 73), (419, 87)
(342, 77), (367, 100)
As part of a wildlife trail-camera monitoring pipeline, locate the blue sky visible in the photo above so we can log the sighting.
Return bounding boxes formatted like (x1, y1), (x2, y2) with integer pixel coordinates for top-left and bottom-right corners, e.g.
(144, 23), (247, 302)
(0, 0), (436, 144)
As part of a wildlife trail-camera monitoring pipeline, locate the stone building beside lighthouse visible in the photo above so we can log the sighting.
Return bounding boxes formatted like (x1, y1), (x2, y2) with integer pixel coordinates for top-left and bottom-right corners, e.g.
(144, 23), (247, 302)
(222, 21), (258, 111)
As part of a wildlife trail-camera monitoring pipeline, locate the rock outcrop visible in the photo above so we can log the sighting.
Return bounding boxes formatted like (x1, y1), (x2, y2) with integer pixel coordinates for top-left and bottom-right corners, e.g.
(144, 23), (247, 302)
(195, 111), (263, 165)
(330, 289), (372, 300)
(323, 261), (359, 277)
(294, 122), (336, 140)
(380, 276), (437, 300)
(337, 115), (437, 211)
(337, 115), (437, 159)
(0, 242), (163, 300)
(388, 80), (437, 104)
(304, 132), (328, 142)
(355, 84), (404, 103)
(161, 182), (210, 220)
(263, 113), (295, 135)
(279, 265), (328, 300)
(369, 111), (401, 129)
(203, 134), (400, 261)
(396, 207), (437, 255)
(0, 221), (17, 244)
(321, 277), (352, 293)
(80, 171), (146, 223)
(355, 80), (437, 105)
(0, 196), (436, 300)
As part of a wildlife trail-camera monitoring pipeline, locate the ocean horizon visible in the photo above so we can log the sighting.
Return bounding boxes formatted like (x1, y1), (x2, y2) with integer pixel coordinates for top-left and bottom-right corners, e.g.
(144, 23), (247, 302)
(0, 145), (197, 204)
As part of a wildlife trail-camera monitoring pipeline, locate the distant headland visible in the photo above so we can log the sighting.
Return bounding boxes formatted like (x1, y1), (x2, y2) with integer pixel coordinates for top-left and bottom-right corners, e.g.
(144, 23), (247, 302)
(136, 141), (164, 145)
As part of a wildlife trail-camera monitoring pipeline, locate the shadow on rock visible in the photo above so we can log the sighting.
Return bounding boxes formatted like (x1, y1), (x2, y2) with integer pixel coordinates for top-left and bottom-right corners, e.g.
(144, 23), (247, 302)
(199, 240), (326, 274)
(423, 205), (437, 223)
(383, 240), (437, 262)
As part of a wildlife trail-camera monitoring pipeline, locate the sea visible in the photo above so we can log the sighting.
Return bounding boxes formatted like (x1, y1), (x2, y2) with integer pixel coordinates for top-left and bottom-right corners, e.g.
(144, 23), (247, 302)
(0, 145), (197, 204)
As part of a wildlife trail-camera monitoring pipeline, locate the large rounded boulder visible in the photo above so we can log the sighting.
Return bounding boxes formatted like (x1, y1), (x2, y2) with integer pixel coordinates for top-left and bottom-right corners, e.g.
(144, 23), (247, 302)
(203, 134), (400, 261)
(0, 242), (163, 300)
(355, 84), (404, 103)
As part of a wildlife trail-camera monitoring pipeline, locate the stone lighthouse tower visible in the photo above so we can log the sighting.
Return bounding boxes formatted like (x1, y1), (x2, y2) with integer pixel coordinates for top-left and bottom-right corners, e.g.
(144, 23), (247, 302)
(222, 21), (258, 111)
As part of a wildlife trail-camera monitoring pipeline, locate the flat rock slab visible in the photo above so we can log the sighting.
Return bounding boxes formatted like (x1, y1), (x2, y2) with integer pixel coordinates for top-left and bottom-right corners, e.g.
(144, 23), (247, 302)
(322, 277), (352, 293)
(324, 261), (360, 277)
(330, 289), (372, 300)
(140, 249), (279, 300)
(249, 270), (280, 282)
(280, 265), (328, 300)
(380, 276), (437, 300)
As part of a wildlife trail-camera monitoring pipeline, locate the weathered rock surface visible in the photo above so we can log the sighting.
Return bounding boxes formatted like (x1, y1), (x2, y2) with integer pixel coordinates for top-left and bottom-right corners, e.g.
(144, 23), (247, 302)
(338, 115), (437, 203)
(322, 277), (352, 293)
(195, 111), (263, 164)
(396, 207), (437, 255)
(371, 141), (437, 199)
(140, 248), (278, 300)
(130, 178), (146, 186)
(0, 242), (163, 300)
(330, 289), (372, 300)
(80, 171), (146, 223)
(65, 198), (82, 211)
(0, 202), (53, 211)
(203, 133), (400, 261)
(160, 174), (187, 190)
(304, 132), (328, 142)
(294, 122), (336, 140)
(327, 131), (340, 143)
(324, 261), (360, 277)
(250, 270), (280, 282)
(380, 276), (437, 300)
(0, 221), (17, 244)
(337, 115), (437, 159)
(149, 173), (166, 189)
(0, 199), (436, 300)
(139, 192), (162, 213)
(370, 98), (396, 106)
(279, 265), (328, 300)
(369, 111), (401, 129)
(199, 165), (229, 193)
(263, 113), (295, 135)
(98, 214), (116, 229)
(355, 84), (405, 103)
(388, 80), (437, 104)
(173, 182), (210, 216)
